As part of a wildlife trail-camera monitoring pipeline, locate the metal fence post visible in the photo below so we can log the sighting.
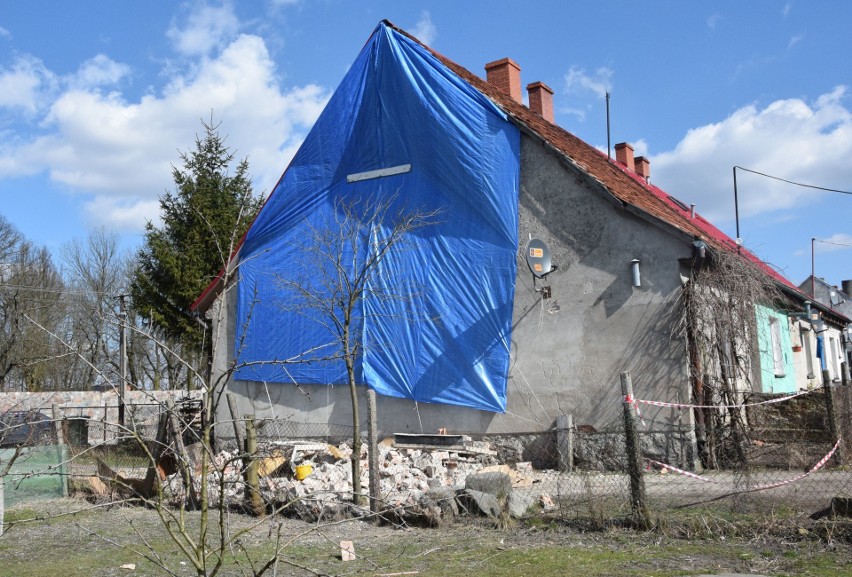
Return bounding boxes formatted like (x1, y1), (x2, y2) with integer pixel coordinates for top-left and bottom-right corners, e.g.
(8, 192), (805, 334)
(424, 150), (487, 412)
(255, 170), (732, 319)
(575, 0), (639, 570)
(620, 371), (650, 528)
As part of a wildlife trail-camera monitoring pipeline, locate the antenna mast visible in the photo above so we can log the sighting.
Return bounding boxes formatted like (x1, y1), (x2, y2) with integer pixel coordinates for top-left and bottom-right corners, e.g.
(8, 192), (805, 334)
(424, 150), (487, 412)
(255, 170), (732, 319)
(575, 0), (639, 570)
(606, 91), (611, 161)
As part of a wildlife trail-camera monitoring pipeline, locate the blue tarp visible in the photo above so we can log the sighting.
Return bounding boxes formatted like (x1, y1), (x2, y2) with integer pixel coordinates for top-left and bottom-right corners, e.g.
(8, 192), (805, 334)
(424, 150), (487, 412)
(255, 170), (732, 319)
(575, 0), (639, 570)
(233, 22), (519, 412)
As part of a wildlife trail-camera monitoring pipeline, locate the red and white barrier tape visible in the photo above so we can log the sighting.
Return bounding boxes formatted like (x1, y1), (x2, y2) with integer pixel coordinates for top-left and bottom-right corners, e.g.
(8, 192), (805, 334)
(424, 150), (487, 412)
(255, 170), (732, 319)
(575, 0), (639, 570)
(623, 394), (646, 427)
(645, 437), (842, 492)
(636, 387), (814, 411)
(646, 459), (717, 483)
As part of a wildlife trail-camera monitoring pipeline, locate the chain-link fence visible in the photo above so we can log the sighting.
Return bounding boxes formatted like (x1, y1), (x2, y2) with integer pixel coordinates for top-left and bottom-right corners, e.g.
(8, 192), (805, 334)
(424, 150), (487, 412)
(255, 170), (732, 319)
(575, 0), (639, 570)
(5, 383), (850, 531)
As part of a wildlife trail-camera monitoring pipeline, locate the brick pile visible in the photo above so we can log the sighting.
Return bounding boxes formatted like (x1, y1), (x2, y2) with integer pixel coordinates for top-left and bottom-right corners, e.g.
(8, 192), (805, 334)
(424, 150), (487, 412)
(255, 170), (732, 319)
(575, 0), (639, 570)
(159, 439), (552, 521)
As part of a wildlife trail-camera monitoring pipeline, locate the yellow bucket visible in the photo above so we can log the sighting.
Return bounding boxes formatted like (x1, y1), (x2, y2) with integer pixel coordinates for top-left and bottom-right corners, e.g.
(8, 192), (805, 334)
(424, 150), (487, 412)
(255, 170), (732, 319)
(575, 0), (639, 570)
(295, 463), (313, 480)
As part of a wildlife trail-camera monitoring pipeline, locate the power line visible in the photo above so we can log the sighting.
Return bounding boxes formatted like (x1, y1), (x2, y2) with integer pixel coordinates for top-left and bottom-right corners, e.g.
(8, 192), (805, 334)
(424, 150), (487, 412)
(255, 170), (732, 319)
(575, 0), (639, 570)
(736, 166), (852, 195)
(813, 238), (852, 249)
(0, 283), (117, 297)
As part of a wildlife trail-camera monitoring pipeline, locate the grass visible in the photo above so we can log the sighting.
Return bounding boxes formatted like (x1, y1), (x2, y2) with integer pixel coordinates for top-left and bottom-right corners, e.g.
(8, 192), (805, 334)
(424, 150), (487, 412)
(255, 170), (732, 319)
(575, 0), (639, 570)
(2, 498), (852, 577)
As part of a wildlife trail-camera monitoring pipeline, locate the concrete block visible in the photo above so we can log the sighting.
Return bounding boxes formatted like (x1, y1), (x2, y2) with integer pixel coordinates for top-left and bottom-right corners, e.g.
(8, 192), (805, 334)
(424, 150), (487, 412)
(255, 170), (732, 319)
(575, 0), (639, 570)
(463, 489), (501, 518)
(508, 491), (535, 518)
(465, 471), (512, 499)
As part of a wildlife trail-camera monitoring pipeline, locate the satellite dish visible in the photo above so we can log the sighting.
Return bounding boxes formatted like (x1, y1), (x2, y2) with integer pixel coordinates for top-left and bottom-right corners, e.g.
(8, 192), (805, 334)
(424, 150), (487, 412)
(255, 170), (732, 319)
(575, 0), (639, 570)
(526, 238), (553, 278)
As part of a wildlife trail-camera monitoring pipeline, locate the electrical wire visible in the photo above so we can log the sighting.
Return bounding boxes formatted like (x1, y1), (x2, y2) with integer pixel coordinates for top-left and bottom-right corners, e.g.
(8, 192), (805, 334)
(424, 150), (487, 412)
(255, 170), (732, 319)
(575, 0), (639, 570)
(813, 238), (852, 249)
(736, 165), (852, 195)
(0, 283), (118, 297)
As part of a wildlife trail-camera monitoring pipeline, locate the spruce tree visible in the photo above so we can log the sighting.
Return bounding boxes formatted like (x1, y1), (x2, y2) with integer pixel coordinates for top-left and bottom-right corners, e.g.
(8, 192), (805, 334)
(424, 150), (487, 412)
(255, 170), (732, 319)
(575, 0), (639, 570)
(132, 120), (262, 355)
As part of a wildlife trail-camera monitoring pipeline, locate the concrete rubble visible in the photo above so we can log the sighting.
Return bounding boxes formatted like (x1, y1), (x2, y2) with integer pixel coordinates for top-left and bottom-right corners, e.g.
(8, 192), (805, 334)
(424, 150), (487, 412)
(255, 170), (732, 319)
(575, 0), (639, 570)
(159, 438), (554, 522)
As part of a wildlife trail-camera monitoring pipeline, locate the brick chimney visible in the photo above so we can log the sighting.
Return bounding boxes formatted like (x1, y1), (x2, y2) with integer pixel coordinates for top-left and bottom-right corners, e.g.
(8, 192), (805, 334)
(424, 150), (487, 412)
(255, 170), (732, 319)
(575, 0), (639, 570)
(485, 58), (522, 103)
(527, 81), (554, 122)
(634, 156), (650, 182)
(614, 142), (635, 172)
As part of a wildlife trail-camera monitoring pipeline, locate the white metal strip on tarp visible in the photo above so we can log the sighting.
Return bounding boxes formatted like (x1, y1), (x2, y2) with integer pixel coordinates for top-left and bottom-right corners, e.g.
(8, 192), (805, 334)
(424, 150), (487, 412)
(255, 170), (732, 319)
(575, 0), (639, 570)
(346, 164), (411, 182)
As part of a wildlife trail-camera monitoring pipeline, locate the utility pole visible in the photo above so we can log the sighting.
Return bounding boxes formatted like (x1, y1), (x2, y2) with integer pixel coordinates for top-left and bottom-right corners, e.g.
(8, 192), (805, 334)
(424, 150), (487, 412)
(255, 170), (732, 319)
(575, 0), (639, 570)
(117, 294), (128, 426)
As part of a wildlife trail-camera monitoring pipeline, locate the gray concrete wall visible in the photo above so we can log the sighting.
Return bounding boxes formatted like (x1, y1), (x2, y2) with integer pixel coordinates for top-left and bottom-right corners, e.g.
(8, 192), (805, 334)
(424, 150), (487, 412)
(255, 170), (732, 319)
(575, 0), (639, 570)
(211, 134), (694, 442)
(0, 390), (203, 445)
(509, 137), (692, 431)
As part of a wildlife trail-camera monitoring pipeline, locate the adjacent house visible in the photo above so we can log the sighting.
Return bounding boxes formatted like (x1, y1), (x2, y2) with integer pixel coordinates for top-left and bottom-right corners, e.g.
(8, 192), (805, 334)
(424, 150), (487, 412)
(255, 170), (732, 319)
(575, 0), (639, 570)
(797, 276), (852, 382)
(193, 21), (849, 462)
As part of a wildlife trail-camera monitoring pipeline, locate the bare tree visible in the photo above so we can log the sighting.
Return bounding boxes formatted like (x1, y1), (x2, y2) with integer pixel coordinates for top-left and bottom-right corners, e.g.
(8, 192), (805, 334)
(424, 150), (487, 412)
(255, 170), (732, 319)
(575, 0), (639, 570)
(0, 216), (65, 391)
(274, 194), (440, 504)
(679, 248), (784, 469)
(60, 228), (131, 390)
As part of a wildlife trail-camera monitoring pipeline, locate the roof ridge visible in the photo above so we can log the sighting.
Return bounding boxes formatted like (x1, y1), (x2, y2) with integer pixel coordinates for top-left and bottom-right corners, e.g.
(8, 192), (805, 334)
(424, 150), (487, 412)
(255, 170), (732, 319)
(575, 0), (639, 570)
(384, 21), (809, 298)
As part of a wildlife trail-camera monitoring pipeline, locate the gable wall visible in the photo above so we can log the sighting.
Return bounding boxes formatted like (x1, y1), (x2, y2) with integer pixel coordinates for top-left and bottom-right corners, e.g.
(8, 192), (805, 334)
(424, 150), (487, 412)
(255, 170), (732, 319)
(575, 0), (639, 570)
(212, 134), (695, 441)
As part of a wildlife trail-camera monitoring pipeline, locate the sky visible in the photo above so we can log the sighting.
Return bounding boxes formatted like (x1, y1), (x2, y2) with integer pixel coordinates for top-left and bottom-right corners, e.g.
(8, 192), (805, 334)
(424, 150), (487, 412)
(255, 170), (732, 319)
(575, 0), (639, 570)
(0, 0), (850, 290)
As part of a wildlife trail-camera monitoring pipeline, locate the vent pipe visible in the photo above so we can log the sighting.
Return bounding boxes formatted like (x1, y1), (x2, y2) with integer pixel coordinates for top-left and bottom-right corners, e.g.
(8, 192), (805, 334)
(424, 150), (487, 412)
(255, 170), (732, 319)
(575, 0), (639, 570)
(630, 259), (641, 288)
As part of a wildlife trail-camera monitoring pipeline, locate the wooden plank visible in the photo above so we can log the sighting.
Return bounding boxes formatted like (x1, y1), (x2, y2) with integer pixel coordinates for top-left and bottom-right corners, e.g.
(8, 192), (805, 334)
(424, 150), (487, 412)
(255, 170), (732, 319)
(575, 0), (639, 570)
(393, 443), (497, 456)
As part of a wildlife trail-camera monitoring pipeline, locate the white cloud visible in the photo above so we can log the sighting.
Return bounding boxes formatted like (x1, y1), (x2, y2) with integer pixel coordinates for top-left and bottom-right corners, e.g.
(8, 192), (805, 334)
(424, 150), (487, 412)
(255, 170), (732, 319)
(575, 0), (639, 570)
(564, 66), (612, 100)
(788, 33), (803, 49)
(651, 86), (852, 222)
(707, 13), (722, 30)
(0, 23), (330, 233)
(631, 139), (649, 157)
(559, 105), (589, 122)
(814, 233), (852, 253)
(0, 26), (10, 40)
(0, 54), (57, 113)
(167, 0), (241, 57)
(783, 1), (794, 17)
(82, 197), (161, 232)
(71, 54), (131, 90)
(410, 11), (437, 46)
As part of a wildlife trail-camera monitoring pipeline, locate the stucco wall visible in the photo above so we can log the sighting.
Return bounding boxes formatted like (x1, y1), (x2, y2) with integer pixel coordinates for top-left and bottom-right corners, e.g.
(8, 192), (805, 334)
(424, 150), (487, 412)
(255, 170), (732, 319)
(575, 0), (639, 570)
(789, 318), (822, 390)
(212, 134), (694, 441)
(509, 136), (692, 430)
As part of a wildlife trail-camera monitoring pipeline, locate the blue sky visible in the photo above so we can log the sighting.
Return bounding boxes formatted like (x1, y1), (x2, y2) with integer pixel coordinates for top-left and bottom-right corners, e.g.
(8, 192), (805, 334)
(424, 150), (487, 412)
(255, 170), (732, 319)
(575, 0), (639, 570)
(0, 0), (850, 289)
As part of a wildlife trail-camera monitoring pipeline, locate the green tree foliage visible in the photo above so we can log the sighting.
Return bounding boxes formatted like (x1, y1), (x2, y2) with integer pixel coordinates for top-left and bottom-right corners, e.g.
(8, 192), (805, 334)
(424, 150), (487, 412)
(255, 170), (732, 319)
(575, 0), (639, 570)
(132, 120), (263, 353)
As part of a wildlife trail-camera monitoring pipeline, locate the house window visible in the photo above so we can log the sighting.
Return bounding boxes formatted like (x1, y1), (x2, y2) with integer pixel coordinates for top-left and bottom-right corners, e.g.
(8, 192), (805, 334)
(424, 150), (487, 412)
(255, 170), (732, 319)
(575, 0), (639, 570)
(769, 317), (785, 377)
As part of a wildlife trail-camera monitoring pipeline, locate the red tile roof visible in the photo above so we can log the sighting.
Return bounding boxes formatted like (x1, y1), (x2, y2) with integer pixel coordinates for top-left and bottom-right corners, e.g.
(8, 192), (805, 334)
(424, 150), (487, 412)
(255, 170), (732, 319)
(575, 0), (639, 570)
(386, 22), (852, 323)
(197, 21), (848, 325)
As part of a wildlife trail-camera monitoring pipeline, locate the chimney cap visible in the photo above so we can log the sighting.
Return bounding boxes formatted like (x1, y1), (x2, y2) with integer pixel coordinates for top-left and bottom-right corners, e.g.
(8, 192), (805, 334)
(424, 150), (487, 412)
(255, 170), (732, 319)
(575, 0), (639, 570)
(526, 81), (553, 94)
(485, 57), (521, 71)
